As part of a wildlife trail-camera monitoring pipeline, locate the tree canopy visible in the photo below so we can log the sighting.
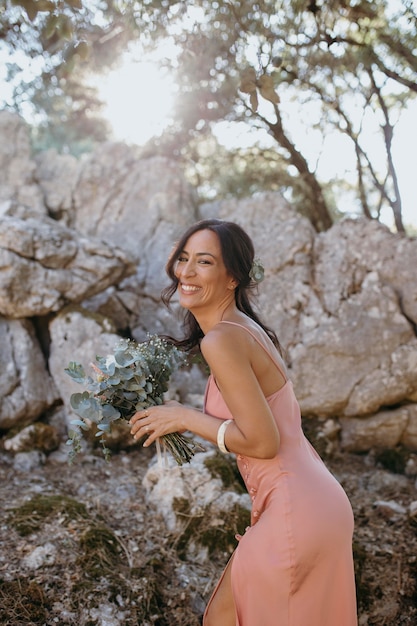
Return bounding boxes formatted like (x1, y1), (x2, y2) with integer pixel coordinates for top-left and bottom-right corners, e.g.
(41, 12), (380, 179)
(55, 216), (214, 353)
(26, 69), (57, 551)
(1, 0), (416, 231)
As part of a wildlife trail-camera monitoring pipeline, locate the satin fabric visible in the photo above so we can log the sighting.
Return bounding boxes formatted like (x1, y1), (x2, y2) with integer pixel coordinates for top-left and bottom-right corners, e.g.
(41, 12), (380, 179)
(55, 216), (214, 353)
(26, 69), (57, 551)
(203, 321), (357, 626)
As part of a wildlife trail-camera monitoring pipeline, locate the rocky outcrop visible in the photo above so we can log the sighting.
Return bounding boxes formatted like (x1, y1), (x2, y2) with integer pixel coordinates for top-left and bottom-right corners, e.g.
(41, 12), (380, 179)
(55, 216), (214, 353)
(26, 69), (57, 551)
(1, 111), (417, 456)
(0, 214), (135, 318)
(0, 317), (59, 429)
(0, 111), (45, 214)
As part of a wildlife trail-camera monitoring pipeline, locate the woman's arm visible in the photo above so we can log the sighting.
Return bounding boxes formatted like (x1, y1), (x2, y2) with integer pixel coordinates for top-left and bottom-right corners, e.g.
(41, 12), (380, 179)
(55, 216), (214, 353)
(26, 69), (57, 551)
(130, 324), (280, 458)
(199, 325), (280, 458)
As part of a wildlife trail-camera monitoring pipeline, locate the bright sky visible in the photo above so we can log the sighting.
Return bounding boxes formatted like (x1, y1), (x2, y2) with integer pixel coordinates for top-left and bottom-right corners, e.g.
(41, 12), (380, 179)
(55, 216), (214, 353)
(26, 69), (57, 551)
(95, 58), (176, 146)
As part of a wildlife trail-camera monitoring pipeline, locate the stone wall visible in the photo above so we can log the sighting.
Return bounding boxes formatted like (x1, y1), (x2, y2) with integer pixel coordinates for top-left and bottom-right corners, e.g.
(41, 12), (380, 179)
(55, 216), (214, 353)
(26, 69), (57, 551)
(1, 110), (416, 454)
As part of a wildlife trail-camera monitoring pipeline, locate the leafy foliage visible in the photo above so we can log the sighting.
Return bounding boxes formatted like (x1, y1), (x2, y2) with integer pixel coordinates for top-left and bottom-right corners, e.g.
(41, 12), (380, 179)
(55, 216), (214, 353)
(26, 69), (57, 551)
(1, 0), (133, 153)
(135, 0), (416, 232)
(2, 0), (416, 230)
(64, 335), (202, 465)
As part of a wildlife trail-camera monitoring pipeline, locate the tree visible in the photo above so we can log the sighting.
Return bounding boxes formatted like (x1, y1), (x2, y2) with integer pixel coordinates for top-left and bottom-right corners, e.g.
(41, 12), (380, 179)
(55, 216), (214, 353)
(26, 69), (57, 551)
(141, 0), (416, 232)
(1, 0), (416, 231)
(1, 0), (134, 152)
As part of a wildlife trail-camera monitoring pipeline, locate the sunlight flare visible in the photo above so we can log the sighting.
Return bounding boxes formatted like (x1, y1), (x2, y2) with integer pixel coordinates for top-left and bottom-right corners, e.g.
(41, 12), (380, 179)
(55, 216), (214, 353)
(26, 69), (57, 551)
(96, 55), (177, 146)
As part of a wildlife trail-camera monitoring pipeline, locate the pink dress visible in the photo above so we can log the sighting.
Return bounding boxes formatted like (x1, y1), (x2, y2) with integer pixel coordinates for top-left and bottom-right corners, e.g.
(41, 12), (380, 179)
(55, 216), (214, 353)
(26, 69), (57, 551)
(203, 321), (357, 626)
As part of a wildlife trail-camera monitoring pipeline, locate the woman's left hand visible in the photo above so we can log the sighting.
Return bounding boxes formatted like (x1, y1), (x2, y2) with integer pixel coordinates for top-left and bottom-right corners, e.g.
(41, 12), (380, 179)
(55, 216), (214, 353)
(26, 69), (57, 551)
(129, 400), (183, 447)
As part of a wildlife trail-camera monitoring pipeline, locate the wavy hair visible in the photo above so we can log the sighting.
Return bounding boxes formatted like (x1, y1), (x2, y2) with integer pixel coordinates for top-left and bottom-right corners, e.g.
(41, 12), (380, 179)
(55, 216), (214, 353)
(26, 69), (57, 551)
(161, 219), (283, 354)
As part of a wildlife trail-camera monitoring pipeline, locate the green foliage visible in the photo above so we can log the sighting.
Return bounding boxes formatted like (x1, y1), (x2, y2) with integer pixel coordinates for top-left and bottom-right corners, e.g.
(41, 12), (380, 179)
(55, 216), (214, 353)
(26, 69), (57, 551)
(204, 451), (246, 493)
(65, 335), (203, 465)
(1, 0), (132, 153)
(7, 493), (89, 536)
(2, 0), (416, 229)
(172, 497), (250, 560)
(77, 525), (124, 578)
(139, 0), (416, 231)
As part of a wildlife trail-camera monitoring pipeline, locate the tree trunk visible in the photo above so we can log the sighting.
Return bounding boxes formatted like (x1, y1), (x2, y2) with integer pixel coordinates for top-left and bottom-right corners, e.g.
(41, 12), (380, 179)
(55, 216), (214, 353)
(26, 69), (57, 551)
(267, 108), (333, 232)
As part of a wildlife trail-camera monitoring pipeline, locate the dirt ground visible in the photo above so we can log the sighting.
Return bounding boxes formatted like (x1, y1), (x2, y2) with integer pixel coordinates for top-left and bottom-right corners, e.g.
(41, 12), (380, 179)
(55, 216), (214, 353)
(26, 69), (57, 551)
(1, 431), (417, 626)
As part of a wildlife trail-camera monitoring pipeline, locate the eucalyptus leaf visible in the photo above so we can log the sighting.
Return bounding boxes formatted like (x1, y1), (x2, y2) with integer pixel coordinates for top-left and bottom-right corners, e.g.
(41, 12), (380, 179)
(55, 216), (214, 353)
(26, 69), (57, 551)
(107, 375), (121, 385)
(97, 423), (111, 432)
(70, 419), (89, 431)
(70, 393), (101, 422)
(101, 404), (120, 420)
(64, 334), (197, 464)
(114, 349), (137, 367)
(64, 361), (86, 382)
(120, 366), (136, 380)
(69, 391), (91, 409)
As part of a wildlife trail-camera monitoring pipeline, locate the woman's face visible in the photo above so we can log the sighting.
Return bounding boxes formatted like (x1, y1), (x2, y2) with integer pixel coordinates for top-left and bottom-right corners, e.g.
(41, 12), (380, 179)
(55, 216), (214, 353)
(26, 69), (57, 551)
(174, 229), (236, 313)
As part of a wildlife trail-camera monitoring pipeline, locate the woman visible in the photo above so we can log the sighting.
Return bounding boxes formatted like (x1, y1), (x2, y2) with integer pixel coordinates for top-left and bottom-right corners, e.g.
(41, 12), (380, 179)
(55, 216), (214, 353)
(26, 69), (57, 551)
(130, 219), (357, 626)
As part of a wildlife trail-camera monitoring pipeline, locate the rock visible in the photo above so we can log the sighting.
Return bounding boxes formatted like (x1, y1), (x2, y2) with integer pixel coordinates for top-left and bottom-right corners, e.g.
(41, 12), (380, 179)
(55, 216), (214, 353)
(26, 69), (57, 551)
(320, 218), (417, 326)
(0, 214), (135, 318)
(201, 192), (316, 345)
(202, 197), (417, 421)
(409, 501), (417, 519)
(35, 149), (80, 223)
(4, 423), (60, 454)
(70, 146), (199, 342)
(373, 500), (407, 518)
(13, 450), (46, 472)
(143, 448), (251, 559)
(0, 318), (59, 429)
(72, 146), (198, 294)
(401, 404), (417, 449)
(366, 469), (410, 493)
(340, 407), (409, 452)
(22, 542), (57, 569)
(0, 111), (45, 213)
(48, 307), (122, 432)
(290, 269), (417, 418)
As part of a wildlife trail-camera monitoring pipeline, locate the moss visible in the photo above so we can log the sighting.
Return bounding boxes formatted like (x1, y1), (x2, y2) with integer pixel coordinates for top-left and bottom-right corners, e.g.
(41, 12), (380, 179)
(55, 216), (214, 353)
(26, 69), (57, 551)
(204, 452), (246, 493)
(76, 524), (124, 579)
(375, 447), (408, 474)
(4, 422), (60, 453)
(353, 540), (372, 611)
(60, 303), (117, 333)
(126, 563), (169, 623)
(172, 497), (250, 560)
(8, 494), (89, 536)
(0, 578), (51, 623)
(301, 417), (329, 459)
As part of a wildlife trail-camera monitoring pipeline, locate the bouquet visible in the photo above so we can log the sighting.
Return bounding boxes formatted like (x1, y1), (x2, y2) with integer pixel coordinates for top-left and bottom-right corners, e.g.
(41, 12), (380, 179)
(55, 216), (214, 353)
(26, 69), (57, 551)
(64, 335), (203, 465)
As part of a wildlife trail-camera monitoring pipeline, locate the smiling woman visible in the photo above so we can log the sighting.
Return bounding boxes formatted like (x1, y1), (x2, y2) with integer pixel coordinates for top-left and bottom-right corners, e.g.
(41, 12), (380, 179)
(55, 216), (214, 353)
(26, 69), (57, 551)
(96, 54), (177, 146)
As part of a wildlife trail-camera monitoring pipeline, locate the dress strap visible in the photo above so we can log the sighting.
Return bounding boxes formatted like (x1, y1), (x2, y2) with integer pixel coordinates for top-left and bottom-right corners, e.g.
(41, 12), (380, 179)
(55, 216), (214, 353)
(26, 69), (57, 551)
(216, 320), (287, 381)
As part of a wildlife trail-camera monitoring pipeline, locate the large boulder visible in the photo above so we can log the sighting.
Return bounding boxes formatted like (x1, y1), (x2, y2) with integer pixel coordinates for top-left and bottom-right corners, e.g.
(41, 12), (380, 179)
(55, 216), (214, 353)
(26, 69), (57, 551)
(0, 112), (45, 214)
(72, 144), (198, 294)
(48, 307), (122, 431)
(0, 214), (135, 318)
(35, 149), (80, 224)
(0, 317), (59, 429)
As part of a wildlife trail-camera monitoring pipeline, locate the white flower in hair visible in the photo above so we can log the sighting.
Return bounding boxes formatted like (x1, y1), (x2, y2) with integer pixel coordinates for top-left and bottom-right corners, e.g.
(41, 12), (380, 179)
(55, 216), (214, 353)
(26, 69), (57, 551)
(249, 258), (265, 283)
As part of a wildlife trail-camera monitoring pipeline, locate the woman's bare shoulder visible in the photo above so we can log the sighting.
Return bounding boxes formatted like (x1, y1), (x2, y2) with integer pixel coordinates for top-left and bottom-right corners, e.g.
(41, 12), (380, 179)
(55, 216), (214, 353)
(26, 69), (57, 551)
(201, 322), (250, 361)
